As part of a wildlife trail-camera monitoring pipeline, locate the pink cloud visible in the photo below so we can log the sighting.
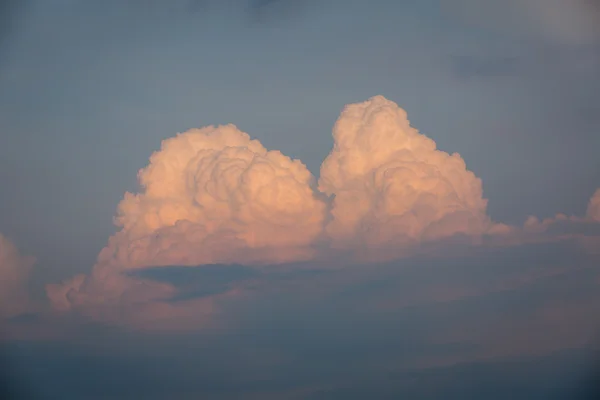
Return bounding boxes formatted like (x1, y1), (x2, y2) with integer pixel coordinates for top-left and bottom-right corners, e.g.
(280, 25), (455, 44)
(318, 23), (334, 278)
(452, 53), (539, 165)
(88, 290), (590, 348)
(44, 95), (600, 331)
(587, 189), (600, 222)
(0, 233), (35, 318)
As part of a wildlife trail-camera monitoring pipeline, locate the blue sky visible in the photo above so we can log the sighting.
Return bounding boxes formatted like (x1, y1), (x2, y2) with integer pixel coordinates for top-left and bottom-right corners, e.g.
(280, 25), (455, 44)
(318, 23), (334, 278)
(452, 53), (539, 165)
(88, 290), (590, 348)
(1, 0), (599, 282)
(1, 1), (600, 398)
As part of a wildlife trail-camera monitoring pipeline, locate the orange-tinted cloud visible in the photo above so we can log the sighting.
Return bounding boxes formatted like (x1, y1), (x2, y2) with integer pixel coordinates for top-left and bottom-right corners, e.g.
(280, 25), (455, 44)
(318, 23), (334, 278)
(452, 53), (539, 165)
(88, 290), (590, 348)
(0, 233), (35, 318)
(45, 95), (600, 330)
(587, 189), (600, 222)
(47, 124), (326, 328)
(488, 188), (600, 255)
(519, 188), (600, 236)
(111, 124), (327, 268)
(45, 265), (241, 332)
(319, 96), (503, 257)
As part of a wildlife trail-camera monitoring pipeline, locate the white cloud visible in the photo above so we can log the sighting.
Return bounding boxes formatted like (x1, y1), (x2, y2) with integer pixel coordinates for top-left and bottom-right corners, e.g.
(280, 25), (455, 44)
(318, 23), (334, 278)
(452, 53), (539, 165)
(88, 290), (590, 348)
(109, 123), (327, 268)
(319, 96), (496, 256)
(47, 124), (327, 328)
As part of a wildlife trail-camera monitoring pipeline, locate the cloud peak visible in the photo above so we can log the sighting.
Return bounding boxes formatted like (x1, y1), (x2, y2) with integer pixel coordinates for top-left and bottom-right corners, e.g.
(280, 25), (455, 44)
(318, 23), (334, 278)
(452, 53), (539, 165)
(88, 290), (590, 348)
(319, 95), (492, 254)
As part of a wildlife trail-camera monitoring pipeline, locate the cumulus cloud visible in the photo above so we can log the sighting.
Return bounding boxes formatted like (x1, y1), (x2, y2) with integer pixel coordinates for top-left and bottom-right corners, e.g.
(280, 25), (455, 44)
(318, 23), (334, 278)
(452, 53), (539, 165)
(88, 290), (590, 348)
(319, 95), (501, 256)
(108, 123), (327, 268)
(587, 189), (600, 222)
(46, 95), (599, 329)
(501, 188), (600, 255)
(518, 189), (600, 232)
(47, 124), (326, 327)
(0, 233), (34, 318)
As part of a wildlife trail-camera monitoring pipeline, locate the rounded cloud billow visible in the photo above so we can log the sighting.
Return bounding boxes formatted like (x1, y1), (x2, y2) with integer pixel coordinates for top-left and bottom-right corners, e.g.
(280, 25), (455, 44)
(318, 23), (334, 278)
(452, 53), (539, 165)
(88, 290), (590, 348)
(47, 123), (328, 325)
(110, 123), (327, 268)
(319, 96), (494, 251)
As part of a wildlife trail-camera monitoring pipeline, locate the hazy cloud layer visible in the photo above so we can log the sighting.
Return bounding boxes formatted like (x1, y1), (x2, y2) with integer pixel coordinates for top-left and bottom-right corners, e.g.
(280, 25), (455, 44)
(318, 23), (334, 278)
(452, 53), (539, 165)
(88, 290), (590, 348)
(446, 0), (600, 44)
(24, 239), (600, 398)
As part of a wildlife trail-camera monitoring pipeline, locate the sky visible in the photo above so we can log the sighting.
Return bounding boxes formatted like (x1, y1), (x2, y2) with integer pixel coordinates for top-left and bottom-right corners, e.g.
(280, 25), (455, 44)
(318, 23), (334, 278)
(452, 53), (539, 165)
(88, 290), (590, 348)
(1, 0), (600, 399)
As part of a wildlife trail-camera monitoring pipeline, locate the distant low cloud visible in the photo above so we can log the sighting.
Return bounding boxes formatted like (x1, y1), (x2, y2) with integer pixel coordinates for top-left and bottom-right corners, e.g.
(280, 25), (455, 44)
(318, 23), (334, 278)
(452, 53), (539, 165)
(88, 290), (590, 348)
(588, 189), (600, 221)
(0, 233), (35, 318)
